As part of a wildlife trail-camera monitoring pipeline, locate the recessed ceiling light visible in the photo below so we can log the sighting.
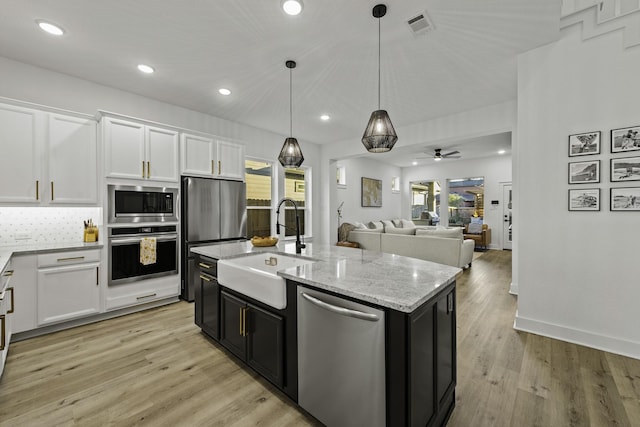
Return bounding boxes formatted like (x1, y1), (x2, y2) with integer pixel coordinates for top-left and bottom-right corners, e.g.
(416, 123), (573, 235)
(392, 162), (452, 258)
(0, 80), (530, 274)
(282, 0), (303, 15)
(412, 161), (418, 166)
(218, 88), (231, 96)
(36, 20), (64, 36)
(320, 115), (330, 121)
(498, 149), (506, 154)
(137, 64), (155, 74)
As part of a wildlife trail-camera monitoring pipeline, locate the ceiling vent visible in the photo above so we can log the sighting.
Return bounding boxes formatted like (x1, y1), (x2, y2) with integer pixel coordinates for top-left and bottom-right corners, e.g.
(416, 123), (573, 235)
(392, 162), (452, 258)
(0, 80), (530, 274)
(407, 10), (435, 36)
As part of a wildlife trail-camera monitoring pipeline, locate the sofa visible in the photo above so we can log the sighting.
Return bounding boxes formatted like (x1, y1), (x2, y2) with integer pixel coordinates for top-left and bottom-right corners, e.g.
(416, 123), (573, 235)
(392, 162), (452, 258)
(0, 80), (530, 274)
(347, 220), (474, 269)
(463, 223), (491, 250)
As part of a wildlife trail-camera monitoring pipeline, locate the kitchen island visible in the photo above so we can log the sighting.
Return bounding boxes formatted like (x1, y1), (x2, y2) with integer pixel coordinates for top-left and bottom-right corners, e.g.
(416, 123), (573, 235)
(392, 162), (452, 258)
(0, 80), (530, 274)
(191, 241), (460, 427)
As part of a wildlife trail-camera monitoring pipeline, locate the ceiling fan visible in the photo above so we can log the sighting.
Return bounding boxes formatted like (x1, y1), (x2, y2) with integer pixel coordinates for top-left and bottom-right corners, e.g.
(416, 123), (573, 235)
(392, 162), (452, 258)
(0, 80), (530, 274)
(432, 148), (461, 161)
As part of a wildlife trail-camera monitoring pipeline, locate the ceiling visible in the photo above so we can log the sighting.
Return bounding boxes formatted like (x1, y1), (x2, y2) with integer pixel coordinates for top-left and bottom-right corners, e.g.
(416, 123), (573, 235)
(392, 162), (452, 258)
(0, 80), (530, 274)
(0, 0), (560, 151)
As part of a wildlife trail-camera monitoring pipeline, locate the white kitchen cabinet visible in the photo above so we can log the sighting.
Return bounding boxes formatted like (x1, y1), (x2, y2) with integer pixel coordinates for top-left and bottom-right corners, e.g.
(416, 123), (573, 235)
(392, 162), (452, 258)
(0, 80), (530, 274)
(180, 133), (245, 180)
(47, 114), (98, 204)
(0, 102), (98, 205)
(103, 117), (179, 182)
(0, 103), (42, 203)
(37, 249), (101, 326)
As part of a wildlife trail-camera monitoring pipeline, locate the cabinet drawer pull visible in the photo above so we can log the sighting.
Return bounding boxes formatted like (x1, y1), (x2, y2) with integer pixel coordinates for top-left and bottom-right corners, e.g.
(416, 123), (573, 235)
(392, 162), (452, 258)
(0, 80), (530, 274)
(57, 256), (85, 263)
(136, 293), (157, 300)
(7, 287), (14, 314)
(198, 262), (212, 269)
(0, 315), (5, 351)
(199, 274), (211, 282)
(51, 181), (54, 201)
(2, 270), (13, 277)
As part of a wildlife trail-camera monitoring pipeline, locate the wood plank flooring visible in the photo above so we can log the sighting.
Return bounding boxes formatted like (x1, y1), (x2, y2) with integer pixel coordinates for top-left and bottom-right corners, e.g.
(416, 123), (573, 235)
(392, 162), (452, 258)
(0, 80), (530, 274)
(1, 250), (639, 426)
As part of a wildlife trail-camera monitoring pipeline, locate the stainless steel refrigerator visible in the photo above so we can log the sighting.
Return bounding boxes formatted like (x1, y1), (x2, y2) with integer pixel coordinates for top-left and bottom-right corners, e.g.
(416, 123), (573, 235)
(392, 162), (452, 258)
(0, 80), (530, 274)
(181, 176), (247, 301)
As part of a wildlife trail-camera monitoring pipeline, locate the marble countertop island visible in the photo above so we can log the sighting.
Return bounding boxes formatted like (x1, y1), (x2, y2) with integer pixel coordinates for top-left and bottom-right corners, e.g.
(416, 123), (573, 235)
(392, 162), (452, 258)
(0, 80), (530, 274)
(191, 240), (460, 313)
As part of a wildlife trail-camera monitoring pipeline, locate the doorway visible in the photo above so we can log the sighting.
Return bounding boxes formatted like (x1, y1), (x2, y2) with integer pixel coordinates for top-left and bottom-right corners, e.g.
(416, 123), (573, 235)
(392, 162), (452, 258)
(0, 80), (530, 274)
(501, 183), (512, 250)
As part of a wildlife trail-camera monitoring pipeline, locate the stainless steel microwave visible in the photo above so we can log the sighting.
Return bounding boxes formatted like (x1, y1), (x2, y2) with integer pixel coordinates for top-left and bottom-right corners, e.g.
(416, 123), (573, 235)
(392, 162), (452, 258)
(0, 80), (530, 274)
(108, 184), (178, 224)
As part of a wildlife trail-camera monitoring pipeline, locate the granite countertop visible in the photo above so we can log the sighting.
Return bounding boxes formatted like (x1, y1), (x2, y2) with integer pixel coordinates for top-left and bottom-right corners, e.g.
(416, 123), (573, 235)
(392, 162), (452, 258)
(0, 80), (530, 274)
(0, 241), (104, 272)
(191, 241), (460, 313)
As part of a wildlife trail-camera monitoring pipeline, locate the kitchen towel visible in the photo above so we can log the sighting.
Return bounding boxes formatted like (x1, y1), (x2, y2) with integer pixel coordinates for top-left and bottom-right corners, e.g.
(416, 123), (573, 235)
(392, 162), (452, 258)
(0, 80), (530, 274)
(140, 237), (157, 265)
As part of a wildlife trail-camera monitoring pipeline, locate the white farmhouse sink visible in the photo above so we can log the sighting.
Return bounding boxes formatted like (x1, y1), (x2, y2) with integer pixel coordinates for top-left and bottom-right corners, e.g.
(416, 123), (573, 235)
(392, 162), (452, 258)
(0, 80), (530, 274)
(217, 252), (316, 309)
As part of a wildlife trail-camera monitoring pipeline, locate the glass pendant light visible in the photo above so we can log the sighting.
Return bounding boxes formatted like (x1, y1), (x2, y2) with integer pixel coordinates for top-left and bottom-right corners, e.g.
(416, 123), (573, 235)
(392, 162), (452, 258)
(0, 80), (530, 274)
(278, 60), (304, 167)
(362, 4), (398, 153)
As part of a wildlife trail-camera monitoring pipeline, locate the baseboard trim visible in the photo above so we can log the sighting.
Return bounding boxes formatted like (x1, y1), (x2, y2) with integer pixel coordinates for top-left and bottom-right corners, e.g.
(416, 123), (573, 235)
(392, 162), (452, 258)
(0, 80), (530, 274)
(514, 314), (640, 359)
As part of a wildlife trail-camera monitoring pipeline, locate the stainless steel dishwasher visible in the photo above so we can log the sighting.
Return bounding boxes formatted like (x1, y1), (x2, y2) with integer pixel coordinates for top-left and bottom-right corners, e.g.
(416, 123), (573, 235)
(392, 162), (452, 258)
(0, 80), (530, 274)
(297, 286), (385, 427)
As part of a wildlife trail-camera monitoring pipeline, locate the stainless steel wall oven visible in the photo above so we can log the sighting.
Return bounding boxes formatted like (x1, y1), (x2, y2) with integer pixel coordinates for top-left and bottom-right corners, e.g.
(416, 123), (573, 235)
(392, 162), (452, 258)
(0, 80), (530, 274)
(108, 184), (178, 224)
(108, 225), (178, 285)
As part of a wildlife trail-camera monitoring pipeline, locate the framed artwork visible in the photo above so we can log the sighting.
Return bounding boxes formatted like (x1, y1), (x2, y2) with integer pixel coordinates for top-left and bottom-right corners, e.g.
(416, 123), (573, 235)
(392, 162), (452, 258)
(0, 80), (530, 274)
(610, 187), (640, 211)
(568, 160), (600, 184)
(568, 131), (600, 156)
(611, 125), (640, 153)
(610, 156), (640, 182)
(568, 188), (600, 211)
(361, 177), (382, 207)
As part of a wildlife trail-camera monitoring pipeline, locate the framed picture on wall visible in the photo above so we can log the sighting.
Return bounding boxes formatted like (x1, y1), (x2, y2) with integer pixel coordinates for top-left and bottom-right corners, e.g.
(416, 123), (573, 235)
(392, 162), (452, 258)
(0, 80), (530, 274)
(611, 156), (640, 182)
(568, 188), (600, 211)
(568, 131), (600, 156)
(611, 125), (640, 153)
(568, 160), (600, 184)
(611, 187), (640, 211)
(361, 177), (382, 207)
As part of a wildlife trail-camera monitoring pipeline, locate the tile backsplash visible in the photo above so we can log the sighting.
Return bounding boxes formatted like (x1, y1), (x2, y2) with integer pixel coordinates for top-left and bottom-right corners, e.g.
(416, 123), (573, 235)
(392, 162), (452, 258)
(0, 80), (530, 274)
(0, 207), (103, 246)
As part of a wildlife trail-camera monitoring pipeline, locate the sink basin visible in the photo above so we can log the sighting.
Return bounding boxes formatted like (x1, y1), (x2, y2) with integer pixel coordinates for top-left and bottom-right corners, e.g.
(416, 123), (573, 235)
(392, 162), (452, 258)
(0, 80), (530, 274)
(217, 252), (316, 309)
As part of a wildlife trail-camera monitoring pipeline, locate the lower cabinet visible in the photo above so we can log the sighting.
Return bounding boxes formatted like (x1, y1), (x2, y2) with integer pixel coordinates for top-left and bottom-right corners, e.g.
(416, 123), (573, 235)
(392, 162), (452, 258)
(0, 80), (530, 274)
(195, 257), (219, 339)
(1, 261), (15, 378)
(36, 249), (101, 326)
(220, 291), (284, 387)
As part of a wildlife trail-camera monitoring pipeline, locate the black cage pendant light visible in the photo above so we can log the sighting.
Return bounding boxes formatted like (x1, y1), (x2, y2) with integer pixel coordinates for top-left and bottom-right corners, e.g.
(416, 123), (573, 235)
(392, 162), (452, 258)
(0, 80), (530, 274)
(362, 4), (398, 153)
(278, 60), (304, 168)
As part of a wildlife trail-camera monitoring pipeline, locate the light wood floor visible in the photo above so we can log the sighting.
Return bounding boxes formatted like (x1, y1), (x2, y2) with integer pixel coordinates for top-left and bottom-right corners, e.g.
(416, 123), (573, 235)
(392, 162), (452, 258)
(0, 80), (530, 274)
(1, 250), (639, 426)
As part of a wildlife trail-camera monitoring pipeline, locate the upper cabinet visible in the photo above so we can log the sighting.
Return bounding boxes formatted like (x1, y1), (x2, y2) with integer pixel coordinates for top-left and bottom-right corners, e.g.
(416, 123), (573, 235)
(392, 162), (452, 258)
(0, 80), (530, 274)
(180, 133), (245, 181)
(0, 102), (97, 205)
(103, 116), (179, 183)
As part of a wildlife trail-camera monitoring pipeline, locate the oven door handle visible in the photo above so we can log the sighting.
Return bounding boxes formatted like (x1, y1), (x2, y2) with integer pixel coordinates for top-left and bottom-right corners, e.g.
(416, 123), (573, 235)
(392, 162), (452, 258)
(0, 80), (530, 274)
(109, 234), (178, 245)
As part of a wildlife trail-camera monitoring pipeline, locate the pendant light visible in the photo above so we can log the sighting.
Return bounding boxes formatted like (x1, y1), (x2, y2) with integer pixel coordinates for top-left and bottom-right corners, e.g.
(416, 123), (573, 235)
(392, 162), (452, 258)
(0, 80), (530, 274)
(278, 60), (305, 167)
(362, 4), (398, 153)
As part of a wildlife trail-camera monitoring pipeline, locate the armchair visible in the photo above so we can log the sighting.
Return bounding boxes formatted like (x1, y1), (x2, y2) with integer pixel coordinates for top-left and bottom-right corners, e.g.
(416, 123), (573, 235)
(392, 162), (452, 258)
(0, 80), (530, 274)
(464, 223), (491, 250)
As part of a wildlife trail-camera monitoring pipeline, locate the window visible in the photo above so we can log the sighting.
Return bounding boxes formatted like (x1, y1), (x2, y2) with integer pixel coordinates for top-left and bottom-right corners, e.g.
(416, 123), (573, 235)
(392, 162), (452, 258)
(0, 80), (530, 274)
(447, 177), (484, 226)
(391, 176), (400, 193)
(410, 180), (441, 225)
(283, 166), (311, 238)
(245, 159), (274, 237)
(336, 165), (346, 188)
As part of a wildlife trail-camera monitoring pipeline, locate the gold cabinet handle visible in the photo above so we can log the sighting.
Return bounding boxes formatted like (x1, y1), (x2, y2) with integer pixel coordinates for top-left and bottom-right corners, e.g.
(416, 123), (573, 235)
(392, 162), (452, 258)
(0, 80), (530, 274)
(0, 315), (5, 351)
(239, 307), (244, 336)
(218, 160), (221, 175)
(51, 181), (54, 201)
(7, 287), (14, 314)
(198, 262), (212, 269)
(2, 270), (13, 277)
(147, 161), (150, 178)
(199, 274), (211, 282)
(36, 180), (39, 200)
(142, 161), (145, 178)
(57, 256), (85, 263)
(211, 160), (215, 175)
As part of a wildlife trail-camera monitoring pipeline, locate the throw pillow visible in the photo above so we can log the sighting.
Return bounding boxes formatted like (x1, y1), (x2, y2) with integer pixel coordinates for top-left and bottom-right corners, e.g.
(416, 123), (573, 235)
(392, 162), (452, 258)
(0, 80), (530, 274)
(386, 227), (415, 235)
(400, 219), (416, 229)
(467, 223), (483, 234)
(416, 228), (463, 240)
(353, 221), (368, 229)
(391, 218), (403, 228)
(381, 220), (396, 231)
(368, 221), (384, 230)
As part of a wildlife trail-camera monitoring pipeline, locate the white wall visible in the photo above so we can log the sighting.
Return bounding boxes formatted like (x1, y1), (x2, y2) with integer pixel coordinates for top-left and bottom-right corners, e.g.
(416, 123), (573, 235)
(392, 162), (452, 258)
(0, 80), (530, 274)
(0, 56), (322, 239)
(334, 158), (402, 228)
(402, 155), (512, 249)
(515, 25), (640, 358)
